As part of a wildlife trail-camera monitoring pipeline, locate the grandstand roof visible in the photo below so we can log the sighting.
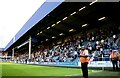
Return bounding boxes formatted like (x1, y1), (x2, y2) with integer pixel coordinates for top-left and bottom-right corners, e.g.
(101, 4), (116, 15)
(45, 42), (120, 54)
(0, 48), (4, 51)
(5, 2), (120, 52)
(4, 1), (63, 51)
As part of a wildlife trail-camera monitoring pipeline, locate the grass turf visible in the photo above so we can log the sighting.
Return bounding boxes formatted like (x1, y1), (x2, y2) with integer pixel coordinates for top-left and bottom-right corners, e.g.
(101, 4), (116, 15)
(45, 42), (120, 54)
(0, 62), (119, 77)
(1, 63), (83, 76)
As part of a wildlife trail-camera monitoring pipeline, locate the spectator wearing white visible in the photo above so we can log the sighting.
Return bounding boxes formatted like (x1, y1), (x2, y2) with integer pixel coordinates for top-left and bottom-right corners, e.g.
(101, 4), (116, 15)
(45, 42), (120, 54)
(88, 46), (92, 54)
(113, 34), (117, 44)
(92, 36), (95, 42)
(96, 41), (99, 45)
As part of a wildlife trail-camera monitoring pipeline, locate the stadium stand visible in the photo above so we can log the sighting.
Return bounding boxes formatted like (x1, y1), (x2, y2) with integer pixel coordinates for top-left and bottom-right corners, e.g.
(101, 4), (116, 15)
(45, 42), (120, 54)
(14, 25), (120, 63)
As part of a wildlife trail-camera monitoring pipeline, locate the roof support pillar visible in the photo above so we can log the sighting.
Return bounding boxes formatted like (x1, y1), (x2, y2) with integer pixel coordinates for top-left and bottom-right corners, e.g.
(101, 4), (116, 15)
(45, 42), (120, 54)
(12, 48), (14, 60)
(29, 36), (31, 60)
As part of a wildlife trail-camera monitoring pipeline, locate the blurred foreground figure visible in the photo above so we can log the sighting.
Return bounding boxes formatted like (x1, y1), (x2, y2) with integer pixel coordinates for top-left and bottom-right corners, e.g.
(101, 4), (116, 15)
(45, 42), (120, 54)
(110, 50), (118, 71)
(118, 48), (120, 68)
(80, 46), (89, 78)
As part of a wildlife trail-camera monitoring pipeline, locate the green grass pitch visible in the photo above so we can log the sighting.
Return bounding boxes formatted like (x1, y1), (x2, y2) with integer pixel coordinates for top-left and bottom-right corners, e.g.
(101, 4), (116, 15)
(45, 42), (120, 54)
(0, 62), (119, 77)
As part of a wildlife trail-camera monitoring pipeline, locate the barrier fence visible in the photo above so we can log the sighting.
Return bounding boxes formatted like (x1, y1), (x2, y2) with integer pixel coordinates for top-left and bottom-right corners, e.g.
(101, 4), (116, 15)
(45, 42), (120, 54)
(16, 61), (116, 67)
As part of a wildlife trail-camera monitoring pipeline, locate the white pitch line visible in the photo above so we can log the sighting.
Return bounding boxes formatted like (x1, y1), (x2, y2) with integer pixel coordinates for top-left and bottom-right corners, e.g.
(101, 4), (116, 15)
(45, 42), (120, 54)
(65, 74), (80, 76)
(91, 70), (103, 73)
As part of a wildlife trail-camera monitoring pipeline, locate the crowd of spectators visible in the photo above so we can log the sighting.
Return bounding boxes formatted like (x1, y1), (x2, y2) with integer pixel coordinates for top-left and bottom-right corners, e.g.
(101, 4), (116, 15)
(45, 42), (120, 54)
(15, 26), (120, 63)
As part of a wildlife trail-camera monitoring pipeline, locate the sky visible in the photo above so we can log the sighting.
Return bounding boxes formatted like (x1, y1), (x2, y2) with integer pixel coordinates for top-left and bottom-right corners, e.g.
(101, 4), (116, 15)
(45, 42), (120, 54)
(0, 0), (45, 48)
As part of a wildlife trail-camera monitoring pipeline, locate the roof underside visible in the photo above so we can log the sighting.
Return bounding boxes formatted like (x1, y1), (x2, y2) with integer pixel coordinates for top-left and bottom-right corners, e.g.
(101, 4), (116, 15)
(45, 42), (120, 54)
(6, 2), (120, 52)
